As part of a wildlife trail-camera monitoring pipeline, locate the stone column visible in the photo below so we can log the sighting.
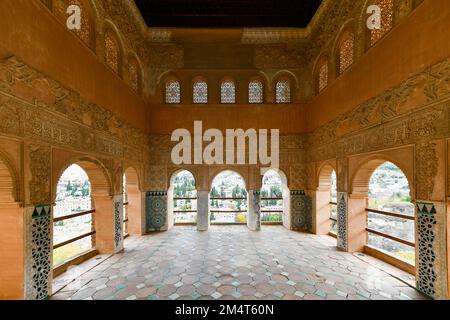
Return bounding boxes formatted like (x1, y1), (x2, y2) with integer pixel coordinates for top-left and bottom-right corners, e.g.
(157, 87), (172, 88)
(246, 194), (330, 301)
(94, 195), (117, 254)
(312, 189), (332, 235)
(197, 191), (209, 231)
(347, 193), (366, 252)
(127, 190), (146, 236)
(247, 190), (261, 231)
(145, 191), (168, 231)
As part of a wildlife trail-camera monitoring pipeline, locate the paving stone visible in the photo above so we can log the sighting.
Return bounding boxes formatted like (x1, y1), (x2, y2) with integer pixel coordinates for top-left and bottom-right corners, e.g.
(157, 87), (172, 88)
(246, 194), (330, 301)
(51, 226), (427, 301)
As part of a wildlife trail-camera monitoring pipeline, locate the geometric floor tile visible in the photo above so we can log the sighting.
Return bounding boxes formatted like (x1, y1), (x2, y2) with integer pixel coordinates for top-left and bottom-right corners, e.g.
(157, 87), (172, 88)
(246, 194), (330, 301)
(51, 226), (428, 301)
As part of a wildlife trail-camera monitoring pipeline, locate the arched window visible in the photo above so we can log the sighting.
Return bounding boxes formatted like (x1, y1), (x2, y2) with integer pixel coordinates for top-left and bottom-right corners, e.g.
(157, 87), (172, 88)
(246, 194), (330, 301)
(53, 164), (93, 266)
(248, 80), (263, 104)
(210, 171), (247, 224)
(275, 80), (291, 103)
(338, 32), (354, 75)
(172, 171), (197, 224)
(165, 80), (181, 104)
(261, 170), (283, 223)
(128, 57), (140, 93)
(220, 80), (236, 104)
(370, 0), (394, 46)
(367, 162), (415, 265)
(317, 58), (329, 93)
(105, 30), (120, 74)
(193, 80), (208, 104)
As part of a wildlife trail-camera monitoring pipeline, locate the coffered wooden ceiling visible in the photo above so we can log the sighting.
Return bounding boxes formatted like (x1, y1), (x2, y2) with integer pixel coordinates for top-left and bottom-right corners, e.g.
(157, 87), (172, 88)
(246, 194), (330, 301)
(134, 0), (323, 28)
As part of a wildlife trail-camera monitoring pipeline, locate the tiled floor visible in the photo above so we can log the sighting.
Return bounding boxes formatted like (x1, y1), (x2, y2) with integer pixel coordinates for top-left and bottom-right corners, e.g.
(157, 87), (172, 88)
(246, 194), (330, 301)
(51, 226), (427, 300)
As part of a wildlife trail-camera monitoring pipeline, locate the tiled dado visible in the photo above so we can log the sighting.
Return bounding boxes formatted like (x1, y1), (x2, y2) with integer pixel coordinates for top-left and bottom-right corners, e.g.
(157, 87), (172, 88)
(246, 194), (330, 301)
(290, 190), (312, 231)
(416, 201), (448, 299)
(247, 190), (261, 231)
(336, 192), (348, 251)
(25, 205), (52, 300)
(146, 191), (168, 232)
(114, 194), (124, 253)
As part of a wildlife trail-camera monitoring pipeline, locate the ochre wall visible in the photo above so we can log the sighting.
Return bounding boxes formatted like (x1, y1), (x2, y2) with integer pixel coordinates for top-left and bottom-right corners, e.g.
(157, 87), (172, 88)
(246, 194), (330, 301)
(149, 104), (307, 134)
(307, 0), (450, 131)
(0, 0), (148, 132)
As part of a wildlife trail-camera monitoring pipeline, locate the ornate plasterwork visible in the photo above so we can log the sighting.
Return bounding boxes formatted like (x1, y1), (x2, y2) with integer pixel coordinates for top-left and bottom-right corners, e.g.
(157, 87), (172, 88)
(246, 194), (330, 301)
(415, 142), (438, 201)
(148, 28), (172, 43)
(307, 57), (450, 164)
(29, 145), (51, 205)
(147, 45), (184, 69)
(242, 28), (308, 44)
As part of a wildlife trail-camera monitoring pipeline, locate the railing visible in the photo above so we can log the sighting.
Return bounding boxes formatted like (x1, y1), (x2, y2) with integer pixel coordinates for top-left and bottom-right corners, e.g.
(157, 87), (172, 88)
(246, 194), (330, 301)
(365, 208), (415, 248)
(329, 201), (338, 234)
(53, 209), (96, 249)
(209, 197), (247, 224)
(260, 197), (283, 223)
(174, 197), (197, 224)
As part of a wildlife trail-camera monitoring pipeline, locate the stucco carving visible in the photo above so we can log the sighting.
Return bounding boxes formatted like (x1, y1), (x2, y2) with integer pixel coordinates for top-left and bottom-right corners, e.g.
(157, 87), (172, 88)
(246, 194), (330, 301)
(29, 145), (51, 205)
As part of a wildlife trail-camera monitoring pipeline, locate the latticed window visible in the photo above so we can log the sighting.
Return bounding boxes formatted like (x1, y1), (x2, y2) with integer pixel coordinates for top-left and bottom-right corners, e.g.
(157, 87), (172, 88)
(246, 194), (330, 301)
(275, 80), (291, 104)
(339, 33), (354, 74)
(193, 81), (208, 104)
(220, 81), (236, 104)
(69, 0), (90, 45)
(318, 60), (328, 93)
(248, 80), (263, 104)
(370, 0), (394, 46)
(105, 31), (119, 73)
(165, 80), (181, 104)
(129, 59), (139, 92)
